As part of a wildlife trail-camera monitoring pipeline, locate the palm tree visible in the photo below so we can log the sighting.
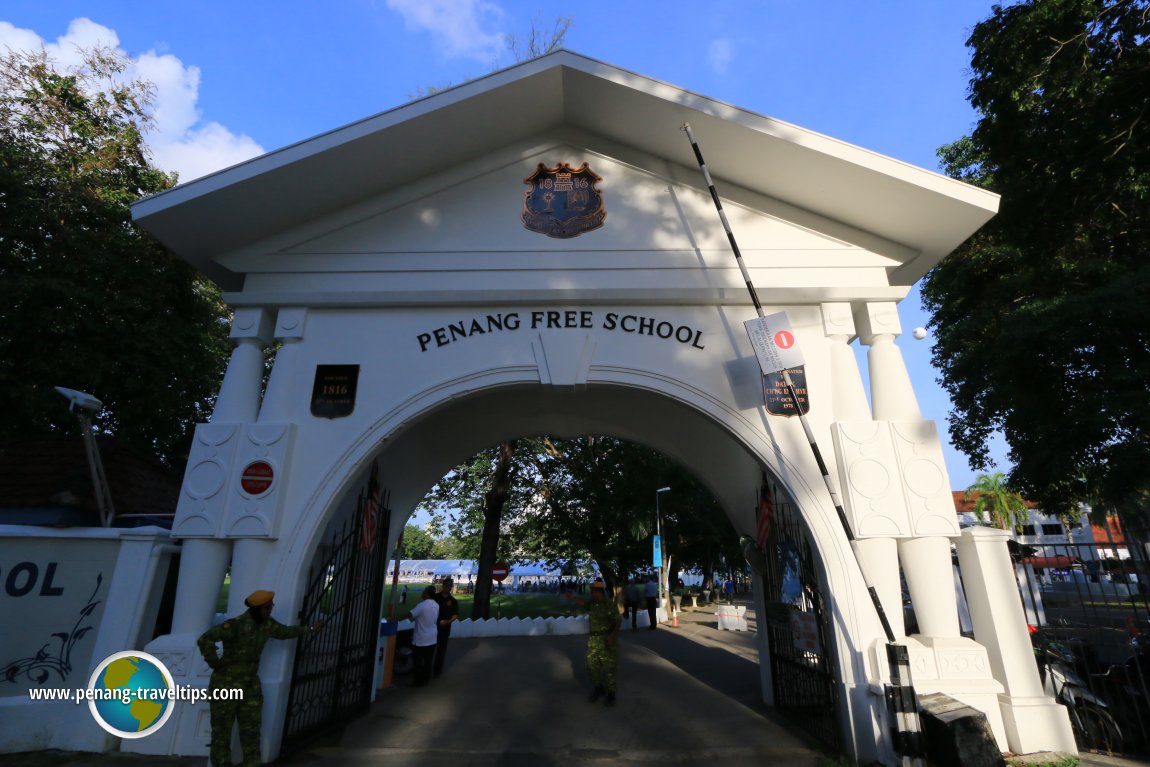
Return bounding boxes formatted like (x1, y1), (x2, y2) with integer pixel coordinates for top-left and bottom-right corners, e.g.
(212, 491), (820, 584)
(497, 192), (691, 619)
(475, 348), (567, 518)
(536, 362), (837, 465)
(965, 472), (1030, 531)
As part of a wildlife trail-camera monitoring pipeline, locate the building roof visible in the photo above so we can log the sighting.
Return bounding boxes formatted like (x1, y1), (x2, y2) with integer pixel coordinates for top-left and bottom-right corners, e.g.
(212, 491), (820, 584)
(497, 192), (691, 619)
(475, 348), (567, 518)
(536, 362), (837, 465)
(951, 490), (1039, 515)
(0, 436), (180, 526)
(132, 50), (998, 293)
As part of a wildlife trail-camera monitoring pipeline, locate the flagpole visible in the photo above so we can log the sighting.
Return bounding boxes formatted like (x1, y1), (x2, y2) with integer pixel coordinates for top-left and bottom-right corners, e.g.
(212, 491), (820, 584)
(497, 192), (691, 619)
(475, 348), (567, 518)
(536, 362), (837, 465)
(681, 123), (924, 765)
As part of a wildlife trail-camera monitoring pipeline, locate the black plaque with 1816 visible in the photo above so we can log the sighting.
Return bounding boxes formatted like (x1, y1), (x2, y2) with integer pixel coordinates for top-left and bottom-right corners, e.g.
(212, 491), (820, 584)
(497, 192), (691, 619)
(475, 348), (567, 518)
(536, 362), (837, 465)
(311, 365), (360, 419)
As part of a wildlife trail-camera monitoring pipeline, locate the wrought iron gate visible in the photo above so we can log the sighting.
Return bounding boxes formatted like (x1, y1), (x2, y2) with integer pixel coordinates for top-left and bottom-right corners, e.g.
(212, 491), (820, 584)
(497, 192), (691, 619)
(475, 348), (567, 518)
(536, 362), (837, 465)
(1009, 527), (1150, 757)
(282, 481), (391, 751)
(762, 500), (841, 751)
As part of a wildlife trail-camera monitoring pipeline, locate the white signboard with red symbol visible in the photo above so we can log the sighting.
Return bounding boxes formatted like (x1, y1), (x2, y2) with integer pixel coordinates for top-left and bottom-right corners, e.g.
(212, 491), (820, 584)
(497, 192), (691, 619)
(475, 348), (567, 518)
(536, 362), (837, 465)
(745, 312), (805, 374)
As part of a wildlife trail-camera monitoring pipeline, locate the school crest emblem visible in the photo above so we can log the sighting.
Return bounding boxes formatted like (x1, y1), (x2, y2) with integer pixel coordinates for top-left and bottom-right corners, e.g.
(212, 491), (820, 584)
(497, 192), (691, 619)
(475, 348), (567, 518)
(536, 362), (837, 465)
(522, 162), (606, 239)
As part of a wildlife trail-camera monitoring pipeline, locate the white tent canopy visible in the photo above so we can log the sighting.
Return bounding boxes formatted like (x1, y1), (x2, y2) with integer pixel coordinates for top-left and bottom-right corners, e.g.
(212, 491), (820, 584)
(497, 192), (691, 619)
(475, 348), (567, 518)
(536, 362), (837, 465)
(389, 559), (573, 587)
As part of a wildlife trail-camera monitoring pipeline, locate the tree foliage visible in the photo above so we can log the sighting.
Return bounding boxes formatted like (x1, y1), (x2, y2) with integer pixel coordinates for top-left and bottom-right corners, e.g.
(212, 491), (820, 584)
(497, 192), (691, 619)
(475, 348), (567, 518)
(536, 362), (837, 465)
(922, 0), (1150, 524)
(419, 437), (741, 599)
(0, 47), (231, 466)
(400, 523), (436, 560)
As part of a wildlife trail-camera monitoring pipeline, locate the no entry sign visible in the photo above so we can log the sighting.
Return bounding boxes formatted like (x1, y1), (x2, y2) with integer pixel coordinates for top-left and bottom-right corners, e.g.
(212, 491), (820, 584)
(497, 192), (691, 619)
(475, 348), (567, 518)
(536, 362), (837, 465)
(240, 460), (275, 495)
(491, 562), (510, 582)
(745, 312), (805, 374)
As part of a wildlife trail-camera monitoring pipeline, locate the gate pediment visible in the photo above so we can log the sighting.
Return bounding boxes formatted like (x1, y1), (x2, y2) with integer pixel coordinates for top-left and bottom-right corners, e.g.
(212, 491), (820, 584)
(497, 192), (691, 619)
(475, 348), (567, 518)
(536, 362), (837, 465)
(132, 51), (998, 300)
(218, 140), (916, 307)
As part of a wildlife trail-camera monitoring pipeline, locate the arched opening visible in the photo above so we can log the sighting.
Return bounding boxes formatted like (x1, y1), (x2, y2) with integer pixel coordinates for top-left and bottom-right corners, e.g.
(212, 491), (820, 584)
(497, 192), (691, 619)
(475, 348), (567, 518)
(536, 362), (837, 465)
(266, 379), (863, 757)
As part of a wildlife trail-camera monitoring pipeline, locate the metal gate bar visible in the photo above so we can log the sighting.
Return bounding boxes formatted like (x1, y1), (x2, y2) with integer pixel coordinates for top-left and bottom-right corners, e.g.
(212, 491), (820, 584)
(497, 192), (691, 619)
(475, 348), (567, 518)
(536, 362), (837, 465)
(762, 501), (841, 751)
(1009, 524), (1150, 757)
(282, 486), (391, 751)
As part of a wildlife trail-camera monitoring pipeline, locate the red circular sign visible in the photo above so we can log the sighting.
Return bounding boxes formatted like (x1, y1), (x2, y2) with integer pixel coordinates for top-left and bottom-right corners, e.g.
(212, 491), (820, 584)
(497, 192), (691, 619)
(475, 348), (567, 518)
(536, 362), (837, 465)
(240, 460), (275, 495)
(773, 330), (796, 349)
(491, 562), (510, 582)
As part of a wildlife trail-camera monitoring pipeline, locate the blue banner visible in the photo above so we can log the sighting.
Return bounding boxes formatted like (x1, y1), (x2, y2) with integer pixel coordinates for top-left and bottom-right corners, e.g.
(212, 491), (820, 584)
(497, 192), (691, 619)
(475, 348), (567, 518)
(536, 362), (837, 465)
(652, 535), (662, 567)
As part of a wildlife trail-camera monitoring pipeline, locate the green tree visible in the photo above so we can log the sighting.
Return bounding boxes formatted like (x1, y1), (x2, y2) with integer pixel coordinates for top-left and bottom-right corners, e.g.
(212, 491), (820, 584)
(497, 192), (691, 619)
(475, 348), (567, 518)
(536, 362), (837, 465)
(965, 472), (1030, 531)
(400, 523), (435, 560)
(420, 437), (740, 599)
(0, 47), (230, 466)
(922, 0), (1150, 527)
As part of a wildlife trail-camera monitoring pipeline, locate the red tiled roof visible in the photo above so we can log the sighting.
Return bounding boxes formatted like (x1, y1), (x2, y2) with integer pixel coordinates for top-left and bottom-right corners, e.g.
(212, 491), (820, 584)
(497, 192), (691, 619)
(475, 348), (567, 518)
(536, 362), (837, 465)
(952, 490), (1039, 514)
(0, 435), (180, 519)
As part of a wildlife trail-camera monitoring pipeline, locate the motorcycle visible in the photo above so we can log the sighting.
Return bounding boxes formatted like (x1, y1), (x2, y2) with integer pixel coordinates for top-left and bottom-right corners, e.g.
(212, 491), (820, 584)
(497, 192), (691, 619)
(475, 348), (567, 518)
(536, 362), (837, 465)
(1031, 628), (1124, 753)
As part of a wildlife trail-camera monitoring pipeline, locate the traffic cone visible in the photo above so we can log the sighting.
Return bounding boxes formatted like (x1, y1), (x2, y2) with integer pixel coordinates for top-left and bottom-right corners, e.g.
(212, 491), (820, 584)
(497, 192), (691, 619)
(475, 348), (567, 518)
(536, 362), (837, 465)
(671, 609), (679, 628)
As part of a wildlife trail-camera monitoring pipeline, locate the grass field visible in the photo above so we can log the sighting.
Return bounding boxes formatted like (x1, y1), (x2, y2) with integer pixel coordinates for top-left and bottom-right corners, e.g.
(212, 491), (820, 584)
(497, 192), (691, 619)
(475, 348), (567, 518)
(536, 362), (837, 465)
(383, 583), (583, 620)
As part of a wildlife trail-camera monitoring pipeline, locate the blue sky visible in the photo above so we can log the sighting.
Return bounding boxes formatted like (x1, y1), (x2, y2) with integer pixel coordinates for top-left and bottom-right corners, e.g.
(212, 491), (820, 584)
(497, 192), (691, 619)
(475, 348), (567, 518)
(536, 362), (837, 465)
(0, 0), (1010, 488)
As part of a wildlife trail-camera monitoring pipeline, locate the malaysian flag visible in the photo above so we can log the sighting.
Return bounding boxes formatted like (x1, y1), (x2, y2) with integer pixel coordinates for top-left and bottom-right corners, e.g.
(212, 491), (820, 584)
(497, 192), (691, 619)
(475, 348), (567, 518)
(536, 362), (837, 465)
(359, 462), (381, 551)
(755, 482), (775, 550)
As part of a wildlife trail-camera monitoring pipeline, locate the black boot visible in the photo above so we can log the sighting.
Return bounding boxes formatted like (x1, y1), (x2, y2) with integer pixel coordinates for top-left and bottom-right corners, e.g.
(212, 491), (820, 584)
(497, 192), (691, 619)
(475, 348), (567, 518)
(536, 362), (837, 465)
(588, 685), (605, 702)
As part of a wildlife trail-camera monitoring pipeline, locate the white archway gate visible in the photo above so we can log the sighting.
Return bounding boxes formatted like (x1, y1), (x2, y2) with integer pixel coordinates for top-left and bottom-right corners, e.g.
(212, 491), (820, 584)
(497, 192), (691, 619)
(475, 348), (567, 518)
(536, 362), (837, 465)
(125, 51), (1074, 764)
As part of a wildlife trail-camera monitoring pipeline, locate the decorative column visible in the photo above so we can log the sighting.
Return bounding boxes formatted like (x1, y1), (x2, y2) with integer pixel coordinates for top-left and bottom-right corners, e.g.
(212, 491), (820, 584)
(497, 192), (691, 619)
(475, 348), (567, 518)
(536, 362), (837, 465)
(857, 302), (959, 640)
(956, 527), (1076, 754)
(225, 308), (305, 616)
(170, 307), (274, 634)
(128, 308), (274, 760)
(848, 302), (1008, 748)
(823, 302), (905, 639)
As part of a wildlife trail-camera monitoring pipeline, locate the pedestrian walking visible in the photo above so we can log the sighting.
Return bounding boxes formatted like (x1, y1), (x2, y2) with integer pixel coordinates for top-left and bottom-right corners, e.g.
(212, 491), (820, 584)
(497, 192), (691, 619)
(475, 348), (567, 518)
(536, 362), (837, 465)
(432, 577), (460, 679)
(569, 580), (621, 706)
(644, 574), (659, 630)
(624, 578), (642, 629)
(407, 586), (439, 687)
(196, 590), (316, 767)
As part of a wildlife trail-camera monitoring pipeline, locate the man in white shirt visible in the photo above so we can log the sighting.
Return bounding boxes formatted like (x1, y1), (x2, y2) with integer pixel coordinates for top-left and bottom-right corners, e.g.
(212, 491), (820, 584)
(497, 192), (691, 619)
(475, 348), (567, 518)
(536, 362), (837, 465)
(407, 586), (439, 687)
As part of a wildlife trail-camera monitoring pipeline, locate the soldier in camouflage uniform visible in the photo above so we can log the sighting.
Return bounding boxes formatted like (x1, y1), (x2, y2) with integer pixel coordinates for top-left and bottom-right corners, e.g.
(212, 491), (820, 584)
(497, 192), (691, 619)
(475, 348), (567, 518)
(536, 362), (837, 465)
(197, 590), (314, 766)
(570, 580), (622, 706)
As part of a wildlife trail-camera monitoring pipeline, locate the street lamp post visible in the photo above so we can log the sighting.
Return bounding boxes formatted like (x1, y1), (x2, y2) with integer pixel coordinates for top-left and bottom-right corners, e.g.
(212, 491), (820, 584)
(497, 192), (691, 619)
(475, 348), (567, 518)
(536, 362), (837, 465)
(55, 386), (115, 527)
(655, 486), (671, 619)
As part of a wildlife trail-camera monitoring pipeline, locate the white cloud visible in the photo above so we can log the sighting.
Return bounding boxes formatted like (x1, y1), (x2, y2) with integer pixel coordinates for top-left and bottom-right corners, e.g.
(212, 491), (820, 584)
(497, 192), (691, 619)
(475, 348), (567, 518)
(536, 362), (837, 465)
(385, 0), (505, 62)
(708, 38), (735, 76)
(0, 18), (262, 182)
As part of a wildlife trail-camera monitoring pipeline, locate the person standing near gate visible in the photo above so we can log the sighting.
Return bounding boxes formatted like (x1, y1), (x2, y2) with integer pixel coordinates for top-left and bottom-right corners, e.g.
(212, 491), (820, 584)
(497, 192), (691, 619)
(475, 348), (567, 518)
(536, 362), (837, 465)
(432, 577), (460, 679)
(196, 590), (316, 767)
(624, 578), (642, 630)
(407, 586), (439, 687)
(644, 574), (659, 630)
(569, 580), (621, 706)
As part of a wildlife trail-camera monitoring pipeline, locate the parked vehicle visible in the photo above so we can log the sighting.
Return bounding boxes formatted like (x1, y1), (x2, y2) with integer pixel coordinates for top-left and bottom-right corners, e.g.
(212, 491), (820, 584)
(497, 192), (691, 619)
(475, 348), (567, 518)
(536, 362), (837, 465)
(1031, 627), (1124, 753)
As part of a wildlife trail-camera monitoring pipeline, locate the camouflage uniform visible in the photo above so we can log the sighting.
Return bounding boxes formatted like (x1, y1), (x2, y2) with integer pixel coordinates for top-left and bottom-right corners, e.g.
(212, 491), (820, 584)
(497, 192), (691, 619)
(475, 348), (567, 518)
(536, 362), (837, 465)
(197, 611), (309, 767)
(586, 599), (621, 693)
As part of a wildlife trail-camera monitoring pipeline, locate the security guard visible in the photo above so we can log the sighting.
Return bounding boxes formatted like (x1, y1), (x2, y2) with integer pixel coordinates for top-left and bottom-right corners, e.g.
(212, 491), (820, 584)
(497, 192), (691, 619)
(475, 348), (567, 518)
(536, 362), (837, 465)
(570, 580), (622, 706)
(196, 590), (315, 766)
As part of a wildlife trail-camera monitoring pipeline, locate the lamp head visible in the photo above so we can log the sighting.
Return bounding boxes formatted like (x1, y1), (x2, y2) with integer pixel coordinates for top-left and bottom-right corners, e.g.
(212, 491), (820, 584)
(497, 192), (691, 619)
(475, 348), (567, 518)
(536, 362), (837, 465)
(656, 486), (671, 494)
(54, 387), (103, 414)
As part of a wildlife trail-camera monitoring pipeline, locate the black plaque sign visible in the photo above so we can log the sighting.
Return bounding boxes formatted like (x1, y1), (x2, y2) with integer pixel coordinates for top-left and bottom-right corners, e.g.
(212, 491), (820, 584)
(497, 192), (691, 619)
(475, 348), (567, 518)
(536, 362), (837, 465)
(311, 365), (359, 419)
(763, 366), (810, 417)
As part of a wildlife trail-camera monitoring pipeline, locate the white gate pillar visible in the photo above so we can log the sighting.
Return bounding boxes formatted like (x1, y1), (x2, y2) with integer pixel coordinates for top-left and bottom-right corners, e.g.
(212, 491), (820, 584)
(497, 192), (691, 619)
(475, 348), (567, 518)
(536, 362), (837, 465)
(955, 527), (1076, 754)
(857, 303), (961, 639)
(226, 307), (307, 616)
(126, 308), (275, 760)
(170, 306), (274, 633)
(822, 303), (906, 640)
